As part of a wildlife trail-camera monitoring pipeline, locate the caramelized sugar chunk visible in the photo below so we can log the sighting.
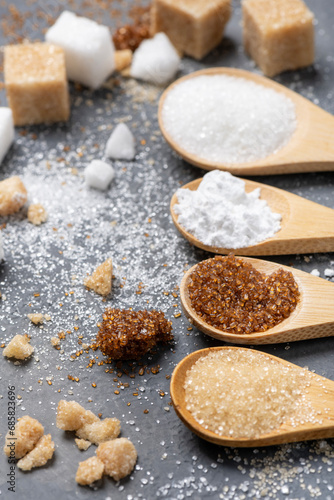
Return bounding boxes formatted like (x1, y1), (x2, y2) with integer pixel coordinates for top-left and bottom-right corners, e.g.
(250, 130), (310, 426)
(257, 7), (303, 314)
(56, 400), (99, 431)
(0, 176), (27, 216)
(76, 456), (104, 485)
(28, 203), (48, 225)
(96, 438), (137, 481)
(84, 258), (113, 296)
(4, 416), (44, 459)
(76, 418), (121, 445)
(3, 334), (34, 360)
(97, 308), (173, 360)
(17, 434), (55, 471)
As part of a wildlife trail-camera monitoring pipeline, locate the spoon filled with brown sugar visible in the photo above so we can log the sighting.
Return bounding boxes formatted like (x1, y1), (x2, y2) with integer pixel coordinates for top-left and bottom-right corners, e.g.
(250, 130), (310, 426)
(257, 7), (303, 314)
(180, 255), (334, 344)
(159, 67), (334, 176)
(170, 346), (334, 447)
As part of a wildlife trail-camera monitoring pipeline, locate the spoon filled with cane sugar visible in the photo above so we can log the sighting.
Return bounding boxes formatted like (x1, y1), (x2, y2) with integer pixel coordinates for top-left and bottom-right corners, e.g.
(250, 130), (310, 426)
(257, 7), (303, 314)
(170, 171), (334, 256)
(159, 67), (334, 176)
(170, 346), (334, 447)
(180, 255), (334, 344)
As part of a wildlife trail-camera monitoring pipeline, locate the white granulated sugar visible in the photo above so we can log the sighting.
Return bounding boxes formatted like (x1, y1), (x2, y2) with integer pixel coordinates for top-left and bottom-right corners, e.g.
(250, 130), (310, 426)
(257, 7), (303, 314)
(131, 33), (180, 86)
(0, 230), (4, 261)
(161, 74), (297, 164)
(84, 159), (115, 190)
(0, 107), (14, 165)
(105, 123), (135, 160)
(173, 170), (281, 248)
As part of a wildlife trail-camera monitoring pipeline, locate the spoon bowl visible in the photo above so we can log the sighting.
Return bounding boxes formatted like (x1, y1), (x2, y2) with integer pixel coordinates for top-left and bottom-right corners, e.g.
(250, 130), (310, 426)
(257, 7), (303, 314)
(159, 68), (334, 175)
(170, 346), (334, 447)
(171, 177), (334, 255)
(180, 257), (334, 344)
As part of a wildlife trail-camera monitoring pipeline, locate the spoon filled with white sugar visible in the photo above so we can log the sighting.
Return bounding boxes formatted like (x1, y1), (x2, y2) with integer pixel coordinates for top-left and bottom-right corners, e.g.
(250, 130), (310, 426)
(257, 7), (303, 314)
(159, 68), (334, 175)
(171, 171), (334, 256)
(171, 347), (334, 447)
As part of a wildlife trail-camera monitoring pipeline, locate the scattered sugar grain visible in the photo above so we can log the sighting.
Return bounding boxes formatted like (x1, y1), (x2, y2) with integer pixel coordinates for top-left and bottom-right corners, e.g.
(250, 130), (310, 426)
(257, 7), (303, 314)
(17, 434), (55, 471)
(84, 160), (115, 191)
(161, 74), (296, 164)
(0, 107), (14, 165)
(105, 123), (135, 160)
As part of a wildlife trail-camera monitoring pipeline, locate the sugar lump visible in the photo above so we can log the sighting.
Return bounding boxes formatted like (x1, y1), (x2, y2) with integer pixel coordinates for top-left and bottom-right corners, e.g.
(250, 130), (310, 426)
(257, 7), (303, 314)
(3, 334), (34, 360)
(96, 438), (137, 481)
(45, 11), (115, 89)
(0, 176), (27, 216)
(56, 400), (99, 431)
(17, 434), (55, 471)
(84, 160), (115, 190)
(76, 456), (105, 486)
(84, 258), (113, 296)
(4, 416), (44, 459)
(0, 108), (14, 165)
(105, 123), (135, 160)
(75, 418), (121, 445)
(130, 32), (180, 85)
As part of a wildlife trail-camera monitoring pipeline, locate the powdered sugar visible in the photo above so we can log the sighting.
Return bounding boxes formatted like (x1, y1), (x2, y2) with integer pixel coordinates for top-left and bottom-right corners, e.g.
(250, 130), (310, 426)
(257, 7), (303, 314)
(173, 170), (281, 248)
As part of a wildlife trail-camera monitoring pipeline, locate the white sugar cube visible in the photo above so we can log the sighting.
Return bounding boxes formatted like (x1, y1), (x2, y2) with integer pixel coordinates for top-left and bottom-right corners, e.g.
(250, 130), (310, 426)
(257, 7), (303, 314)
(84, 160), (115, 190)
(105, 123), (135, 160)
(0, 231), (4, 261)
(130, 32), (180, 85)
(45, 11), (115, 89)
(0, 108), (14, 165)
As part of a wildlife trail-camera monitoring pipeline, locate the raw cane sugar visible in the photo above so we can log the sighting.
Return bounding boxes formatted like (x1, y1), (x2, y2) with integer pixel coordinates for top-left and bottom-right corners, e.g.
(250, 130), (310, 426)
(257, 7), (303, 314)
(96, 438), (137, 481)
(0, 176), (27, 216)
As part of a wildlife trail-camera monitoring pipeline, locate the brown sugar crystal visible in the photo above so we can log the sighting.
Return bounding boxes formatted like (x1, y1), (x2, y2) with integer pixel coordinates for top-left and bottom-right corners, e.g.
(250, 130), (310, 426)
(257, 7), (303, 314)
(96, 438), (137, 481)
(17, 434), (55, 471)
(84, 258), (113, 296)
(4, 43), (70, 126)
(113, 6), (151, 52)
(76, 456), (105, 486)
(150, 0), (231, 60)
(0, 176), (27, 216)
(242, 0), (314, 77)
(187, 255), (299, 334)
(4, 416), (44, 459)
(97, 308), (173, 360)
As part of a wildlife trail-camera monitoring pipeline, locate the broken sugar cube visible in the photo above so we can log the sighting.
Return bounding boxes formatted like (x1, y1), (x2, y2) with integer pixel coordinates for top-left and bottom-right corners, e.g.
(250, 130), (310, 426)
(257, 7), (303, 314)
(84, 160), (115, 191)
(151, 0), (232, 60)
(3, 334), (34, 360)
(45, 11), (115, 89)
(130, 32), (180, 85)
(242, 0), (315, 77)
(84, 258), (113, 296)
(76, 456), (105, 486)
(4, 43), (70, 126)
(96, 438), (137, 481)
(17, 434), (55, 471)
(0, 176), (27, 216)
(105, 123), (135, 160)
(3, 416), (44, 459)
(56, 400), (99, 431)
(0, 108), (14, 166)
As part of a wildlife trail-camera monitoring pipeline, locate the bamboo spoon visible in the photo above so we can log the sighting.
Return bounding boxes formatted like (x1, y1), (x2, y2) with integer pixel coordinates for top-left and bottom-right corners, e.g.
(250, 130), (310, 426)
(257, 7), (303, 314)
(170, 346), (334, 447)
(180, 256), (334, 344)
(170, 177), (334, 256)
(159, 67), (334, 176)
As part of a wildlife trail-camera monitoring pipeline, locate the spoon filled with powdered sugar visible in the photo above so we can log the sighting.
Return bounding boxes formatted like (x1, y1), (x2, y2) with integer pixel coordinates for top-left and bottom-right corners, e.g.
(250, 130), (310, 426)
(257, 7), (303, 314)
(170, 171), (334, 256)
(180, 255), (334, 344)
(170, 347), (334, 447)
(159, 68), (334, 176)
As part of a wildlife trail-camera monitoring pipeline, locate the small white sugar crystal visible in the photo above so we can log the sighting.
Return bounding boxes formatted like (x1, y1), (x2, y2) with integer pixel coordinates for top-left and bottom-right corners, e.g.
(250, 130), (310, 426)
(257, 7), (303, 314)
(0, 231), (4, 261)
(84, 160), (115, 190)
(310, 269), (320, 277)
(324, 268), (334, 278)
(130, 32), (180, 85)
(105, 123), (135, 160)
(0, 108), (14, 165)
(45, 10), (115, 89)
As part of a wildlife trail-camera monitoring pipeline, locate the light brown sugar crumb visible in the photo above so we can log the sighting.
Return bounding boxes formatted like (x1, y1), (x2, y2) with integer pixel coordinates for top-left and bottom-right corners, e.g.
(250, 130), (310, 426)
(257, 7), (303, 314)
(3, 334), (34, 360)
(17, 434), (55, 471)
(75, 438), (92, 451)
(27, 312), (44, 324)
(75, 456), (105, 486)
(51, 336), (60, 347)
(76, 418), (121, 445)
(56, 400), (99, 431)
(3, 416), (44, 459)
(84, 258), (113, 296)
(0, 176), (28, 216)
(96, 438), (137, 481)
(114, 49), (133, 72)
(27, 203), (48, 225)
(184, 348), (311, 439)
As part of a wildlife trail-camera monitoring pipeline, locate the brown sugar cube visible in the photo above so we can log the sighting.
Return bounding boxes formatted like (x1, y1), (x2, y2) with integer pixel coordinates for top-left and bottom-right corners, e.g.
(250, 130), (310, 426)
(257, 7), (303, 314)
(0, 176), (27, 216)
(76, 418), (121, 445)
(242, 0), (314, 77)
(3, 334), (34, 360)
(76, 456), (105, 486)
(96, 438), (137, 481)
(27, 203), (48, 225)
(114, 49), (133, 72)
(56, 400), (99, 431)
(150, 0), (231, 60)
(4, 43), (70, 126)
(3, 415), (44, 459)
(17, 434), (55, 471)
(84, 258), (113, 296)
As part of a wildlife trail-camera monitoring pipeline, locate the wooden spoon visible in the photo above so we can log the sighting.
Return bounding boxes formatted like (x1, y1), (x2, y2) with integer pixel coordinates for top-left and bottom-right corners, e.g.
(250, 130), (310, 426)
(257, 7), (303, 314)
(180, 256), (334, 344)
(170, 177), (334, 256)
(159, 67), (334, 176)
(170, 346), (334, 447)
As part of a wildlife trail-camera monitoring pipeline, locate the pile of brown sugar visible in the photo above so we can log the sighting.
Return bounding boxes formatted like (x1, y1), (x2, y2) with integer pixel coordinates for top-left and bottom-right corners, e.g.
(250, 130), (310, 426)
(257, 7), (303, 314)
(97, 308), (173, 360)
(187, 255), (299, 334)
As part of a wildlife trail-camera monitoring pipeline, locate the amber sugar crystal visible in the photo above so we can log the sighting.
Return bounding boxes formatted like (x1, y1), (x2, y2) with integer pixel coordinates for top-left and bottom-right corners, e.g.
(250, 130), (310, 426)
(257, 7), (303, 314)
(188, 255), (299, 334)
(97, 309), (173, 360)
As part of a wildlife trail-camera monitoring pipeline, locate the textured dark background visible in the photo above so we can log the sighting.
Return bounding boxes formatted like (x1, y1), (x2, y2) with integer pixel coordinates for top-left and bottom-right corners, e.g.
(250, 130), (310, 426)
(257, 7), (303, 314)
(0, 1), (334, 499)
